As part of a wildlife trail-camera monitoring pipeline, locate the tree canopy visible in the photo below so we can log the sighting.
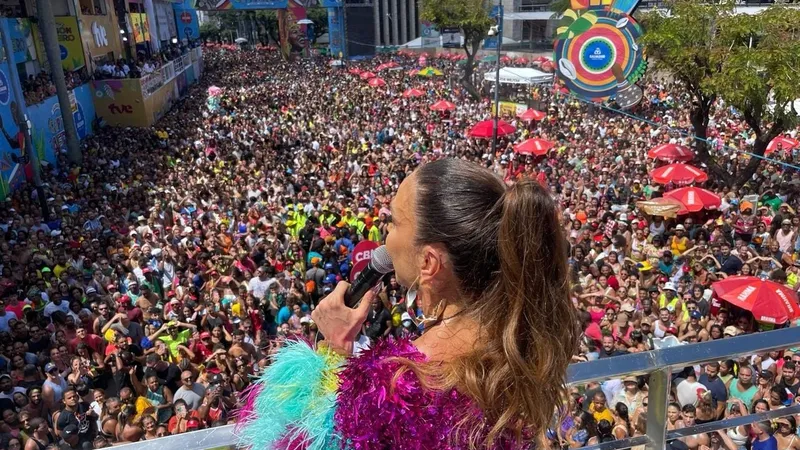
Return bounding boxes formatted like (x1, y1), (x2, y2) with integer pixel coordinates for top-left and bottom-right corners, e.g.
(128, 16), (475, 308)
(420, 0), (494, 98)
(640, 0), (800, 186)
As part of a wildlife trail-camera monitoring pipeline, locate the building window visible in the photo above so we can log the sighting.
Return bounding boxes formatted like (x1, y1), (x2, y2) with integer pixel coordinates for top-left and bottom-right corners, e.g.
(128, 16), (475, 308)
(80, 0), (107, 15)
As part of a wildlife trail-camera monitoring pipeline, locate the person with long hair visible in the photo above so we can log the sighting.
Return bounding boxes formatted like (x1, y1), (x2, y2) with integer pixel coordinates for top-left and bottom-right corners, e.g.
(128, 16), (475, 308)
(237, 159), (579, 449)
(611, 402), (632, 440)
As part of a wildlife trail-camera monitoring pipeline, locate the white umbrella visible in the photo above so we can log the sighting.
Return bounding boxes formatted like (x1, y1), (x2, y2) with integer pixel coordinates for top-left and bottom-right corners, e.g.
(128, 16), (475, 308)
(235, 37), (248, 44)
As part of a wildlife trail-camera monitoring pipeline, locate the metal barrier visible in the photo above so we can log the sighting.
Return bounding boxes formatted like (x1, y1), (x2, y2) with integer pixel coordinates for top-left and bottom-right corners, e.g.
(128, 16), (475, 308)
(113, 326), (800, 450)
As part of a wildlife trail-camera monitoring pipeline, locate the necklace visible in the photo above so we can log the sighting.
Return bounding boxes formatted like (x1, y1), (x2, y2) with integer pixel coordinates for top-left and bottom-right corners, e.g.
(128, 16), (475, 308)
(422, 308), (467, 334)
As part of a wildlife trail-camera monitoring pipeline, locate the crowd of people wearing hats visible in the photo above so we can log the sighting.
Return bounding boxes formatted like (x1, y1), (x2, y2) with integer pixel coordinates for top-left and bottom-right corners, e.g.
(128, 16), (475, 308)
(0, 44), (800, 449)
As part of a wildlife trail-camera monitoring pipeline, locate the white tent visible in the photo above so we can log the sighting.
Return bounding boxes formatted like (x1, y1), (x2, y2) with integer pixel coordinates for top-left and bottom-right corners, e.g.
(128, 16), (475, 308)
(484, 67), (553, 85)
(400, 36), (519, 49)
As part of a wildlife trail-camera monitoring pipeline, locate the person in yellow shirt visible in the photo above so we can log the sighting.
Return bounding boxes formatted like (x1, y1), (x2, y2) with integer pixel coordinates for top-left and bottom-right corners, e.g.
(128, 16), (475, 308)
(589, 391), (614, 424)
(343, 208), (358, 228)
(367, 217), (382, 243)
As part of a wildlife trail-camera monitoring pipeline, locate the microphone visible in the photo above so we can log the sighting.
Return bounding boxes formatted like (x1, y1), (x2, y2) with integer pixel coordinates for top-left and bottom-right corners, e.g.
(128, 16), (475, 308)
(344, 245), (394, 308)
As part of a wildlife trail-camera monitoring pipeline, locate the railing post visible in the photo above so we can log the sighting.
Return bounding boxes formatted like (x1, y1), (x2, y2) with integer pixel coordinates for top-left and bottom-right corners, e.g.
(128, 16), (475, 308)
(645, 367), (671, 450)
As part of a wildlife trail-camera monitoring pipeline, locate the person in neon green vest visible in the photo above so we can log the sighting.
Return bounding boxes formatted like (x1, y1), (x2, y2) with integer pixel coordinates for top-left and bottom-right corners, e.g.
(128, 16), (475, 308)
(367, 217), (382, 243)
(343, 208), (358, 228)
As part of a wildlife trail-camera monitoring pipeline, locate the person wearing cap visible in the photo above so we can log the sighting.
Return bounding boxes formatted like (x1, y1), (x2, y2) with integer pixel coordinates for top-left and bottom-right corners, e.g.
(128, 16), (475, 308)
(670, 224), (690, 257)
(42, 361), (69, 411)
(658, 282), (683, 318)
(678, 309), (708, 343)
(147, 319), (197, 359)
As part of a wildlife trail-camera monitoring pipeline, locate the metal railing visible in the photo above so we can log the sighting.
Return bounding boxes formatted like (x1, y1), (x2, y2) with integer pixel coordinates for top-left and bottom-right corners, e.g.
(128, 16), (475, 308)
(113, 326), (800, 450)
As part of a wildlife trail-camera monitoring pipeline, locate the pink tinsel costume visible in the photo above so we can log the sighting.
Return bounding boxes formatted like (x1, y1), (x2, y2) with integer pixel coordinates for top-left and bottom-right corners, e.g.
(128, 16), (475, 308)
(236, 337), (532, 450)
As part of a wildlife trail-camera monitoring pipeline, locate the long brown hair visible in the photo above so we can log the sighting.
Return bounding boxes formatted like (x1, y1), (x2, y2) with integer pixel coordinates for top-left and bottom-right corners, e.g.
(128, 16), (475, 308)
(402, 159), (578, 447)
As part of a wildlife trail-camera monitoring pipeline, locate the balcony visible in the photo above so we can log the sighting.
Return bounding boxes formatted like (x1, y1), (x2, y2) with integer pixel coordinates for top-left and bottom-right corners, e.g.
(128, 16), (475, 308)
(110, 325), (800, 450)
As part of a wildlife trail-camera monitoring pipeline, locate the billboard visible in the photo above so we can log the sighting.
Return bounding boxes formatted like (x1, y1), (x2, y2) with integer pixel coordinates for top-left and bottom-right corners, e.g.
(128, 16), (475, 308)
(173, 1), (200, 40)
(33, 17), (86, 72)
(190, 0), (288, 10)
(130, 13), (152, 44)
(326, 5), (343, 57)
(5, 18), (35, 64)
(27, 84), (95, 167)
(91, 79), (149, 127)
(0, 60), (23, 200)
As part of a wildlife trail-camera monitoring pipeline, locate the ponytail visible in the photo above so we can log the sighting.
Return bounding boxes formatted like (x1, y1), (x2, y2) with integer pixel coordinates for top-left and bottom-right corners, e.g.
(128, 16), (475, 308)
(404, 160), (580, 448)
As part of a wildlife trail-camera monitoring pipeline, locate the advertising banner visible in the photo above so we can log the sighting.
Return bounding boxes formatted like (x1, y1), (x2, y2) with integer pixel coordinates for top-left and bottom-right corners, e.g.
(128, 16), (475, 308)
(27, 84), (94, 168)
(33, 17), (87, 72)
(5, 19), (35, 64)
(156, 2), (175, 41)
(190, 0), (288, 10)
(491, 101), (527, 117)
(130, 13), (152, 44)
(91, 79), (149, 127)
(326, 6), (343, 58)
(172, 1), (199, 40)
(0, 60), (22, 200)
(420, 21), (439, 48)
(80, 14), (122, 59)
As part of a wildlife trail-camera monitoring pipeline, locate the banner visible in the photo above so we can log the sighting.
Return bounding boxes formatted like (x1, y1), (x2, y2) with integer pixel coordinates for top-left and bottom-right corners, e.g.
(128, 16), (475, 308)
(172, 1), (199, 40)
(91, 79), (149, 127)
(5, 19), (35, 64)
(130, 13), (152, 44)
(491, 101), (527, 117)
(190, 0), (288, 10)
(80, 14), (122, 59)
(156, 2), (177, 41)
(420, 21), (439, 48)
(27, 84), (94, 167)
(441, 27), (461, 48)
(0, 61), (22, 200)
(326, 6), (343, 57)
(33, 17), (86, 72)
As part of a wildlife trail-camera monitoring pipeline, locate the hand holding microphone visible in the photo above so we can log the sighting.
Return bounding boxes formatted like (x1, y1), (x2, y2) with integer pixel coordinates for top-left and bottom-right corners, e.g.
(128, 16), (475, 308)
(311, 246), (393, 355)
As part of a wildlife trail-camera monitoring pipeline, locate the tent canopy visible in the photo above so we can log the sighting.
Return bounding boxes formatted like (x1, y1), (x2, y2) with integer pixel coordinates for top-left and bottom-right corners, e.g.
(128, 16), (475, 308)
(483, 67), (553, 85)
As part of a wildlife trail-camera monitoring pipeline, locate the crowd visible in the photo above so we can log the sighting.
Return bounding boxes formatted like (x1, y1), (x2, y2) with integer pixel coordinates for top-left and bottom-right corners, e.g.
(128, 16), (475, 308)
(0, 44), (799, 449)
(23, 70), (87, 106)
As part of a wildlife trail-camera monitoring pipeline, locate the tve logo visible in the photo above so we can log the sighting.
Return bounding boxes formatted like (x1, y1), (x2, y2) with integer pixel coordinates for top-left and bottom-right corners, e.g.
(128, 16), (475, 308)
(92, 22), (108, 47)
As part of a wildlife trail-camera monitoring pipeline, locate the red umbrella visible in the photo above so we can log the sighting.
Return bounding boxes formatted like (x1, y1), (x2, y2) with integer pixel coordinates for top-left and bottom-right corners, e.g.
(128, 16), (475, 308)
(407, 69), (418, 77)
(766, 136), (800, 154)
(430, 100), (456, 111)
(348, 68), (362, 75)
(552, 85), (570, 95)
(368, 77), (386, 87)
(541, 61), (555, 72)
(647, 143), (695, 162)
(712, 276), (800, 324)
(517, 109), (546, 121)
(468, 120), (516, 138)
(534, 56), (551, 63)
(403, 88), (425, 98)
(500, 55), (512, 63)
(418, 54), (427, 66)
(514, 138), (554, 156)
(663, 187), (721, 213)
(650, 164), (708, 185)
(515, 57), (530, 65)
(360, 71), (376, 79)
(377, 61), (398, 71)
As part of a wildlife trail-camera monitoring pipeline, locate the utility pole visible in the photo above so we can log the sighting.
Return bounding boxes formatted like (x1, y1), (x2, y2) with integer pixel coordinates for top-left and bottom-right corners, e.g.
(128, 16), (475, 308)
(0, 20), (48, 219)
(36, 0), (82, 165)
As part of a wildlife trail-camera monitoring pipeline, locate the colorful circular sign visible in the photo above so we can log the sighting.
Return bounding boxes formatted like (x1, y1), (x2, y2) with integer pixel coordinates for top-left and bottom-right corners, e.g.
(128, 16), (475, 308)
(59, 44), (68, 61)
(349, 241), (379, 283)
(554, 9), (646, 103)
(181, 12), (192, 24)
(0, 69), (10, 106)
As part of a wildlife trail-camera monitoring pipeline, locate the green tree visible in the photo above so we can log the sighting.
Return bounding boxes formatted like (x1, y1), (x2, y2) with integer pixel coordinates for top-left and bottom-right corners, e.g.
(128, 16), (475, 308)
(199, 21), (221, 42)
(641, 0), (800, 187)
(420, 0), (494, 99)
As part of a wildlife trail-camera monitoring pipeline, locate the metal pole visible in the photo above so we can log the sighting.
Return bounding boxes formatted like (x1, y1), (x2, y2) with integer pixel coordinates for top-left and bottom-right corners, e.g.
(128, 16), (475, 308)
(491, 4), (502, 154)
(35, 0), (82, 165)
(0, 20), (48, 219)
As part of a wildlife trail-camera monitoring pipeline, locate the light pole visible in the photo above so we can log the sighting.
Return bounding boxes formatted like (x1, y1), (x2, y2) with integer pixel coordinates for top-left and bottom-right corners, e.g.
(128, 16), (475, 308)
(488, 3), (503, 154)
